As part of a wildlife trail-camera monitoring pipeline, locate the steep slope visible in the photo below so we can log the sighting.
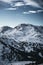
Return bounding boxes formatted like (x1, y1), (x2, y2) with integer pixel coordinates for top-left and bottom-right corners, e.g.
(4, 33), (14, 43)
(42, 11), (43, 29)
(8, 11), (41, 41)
(3, 24), (43, 44)
(0, 24), (43, 64)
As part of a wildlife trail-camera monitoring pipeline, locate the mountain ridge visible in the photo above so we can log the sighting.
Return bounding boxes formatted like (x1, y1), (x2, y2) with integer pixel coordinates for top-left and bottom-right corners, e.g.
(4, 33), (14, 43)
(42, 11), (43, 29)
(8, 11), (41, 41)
(0, 23), (43, 43)
(0, 23), (43, 64)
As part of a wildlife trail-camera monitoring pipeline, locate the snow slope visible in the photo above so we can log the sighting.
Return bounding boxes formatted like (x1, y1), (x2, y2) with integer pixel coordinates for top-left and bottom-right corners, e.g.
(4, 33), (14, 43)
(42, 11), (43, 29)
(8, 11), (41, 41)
(1, 24), (43, 44)
(0, 24), (43, 65)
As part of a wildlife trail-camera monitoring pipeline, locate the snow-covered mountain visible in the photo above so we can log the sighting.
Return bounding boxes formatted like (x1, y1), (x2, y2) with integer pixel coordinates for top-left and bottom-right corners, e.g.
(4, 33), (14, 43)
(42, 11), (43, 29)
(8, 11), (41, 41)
(0, 24), (43, 52)
(0, 24), (43, 43)
(0, 24), (43, 65)
(0, 26), (13, 33)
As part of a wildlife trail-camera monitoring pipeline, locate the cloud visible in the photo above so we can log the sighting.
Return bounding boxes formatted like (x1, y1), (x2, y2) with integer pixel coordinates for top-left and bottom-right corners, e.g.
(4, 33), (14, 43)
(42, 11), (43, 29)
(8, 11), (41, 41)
(11, 2), (24, 7)
(29, 11), (37, 13)
(11, 0), (42, 8)
(0, 0), (43, 10)
(23, 10), (43, 14)
(23, 0), (41, 8)
(0, 0), (12, 3)
(14, 2), (24, 7)
(5, 7), (17, 10)
(37, 10), (43, 13)
(23, 11), (36, 14)
(0, 1), (11, 9)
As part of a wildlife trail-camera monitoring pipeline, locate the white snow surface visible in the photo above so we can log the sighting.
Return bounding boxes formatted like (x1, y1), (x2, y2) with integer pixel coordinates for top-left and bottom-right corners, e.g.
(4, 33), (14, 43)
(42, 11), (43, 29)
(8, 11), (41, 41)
(0, 24), (43, 65)
(2, 24), (43, 43)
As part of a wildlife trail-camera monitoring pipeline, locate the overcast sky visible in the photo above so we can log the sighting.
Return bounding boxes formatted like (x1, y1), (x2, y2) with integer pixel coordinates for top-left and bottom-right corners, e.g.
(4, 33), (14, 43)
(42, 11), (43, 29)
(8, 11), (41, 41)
(0, 0), (43, 27)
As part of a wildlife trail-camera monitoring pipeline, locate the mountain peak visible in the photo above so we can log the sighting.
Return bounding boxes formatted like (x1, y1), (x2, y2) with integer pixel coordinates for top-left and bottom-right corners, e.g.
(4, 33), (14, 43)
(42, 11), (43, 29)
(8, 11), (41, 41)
(0, 26), (12, 33)
(14, 23), (33, 30)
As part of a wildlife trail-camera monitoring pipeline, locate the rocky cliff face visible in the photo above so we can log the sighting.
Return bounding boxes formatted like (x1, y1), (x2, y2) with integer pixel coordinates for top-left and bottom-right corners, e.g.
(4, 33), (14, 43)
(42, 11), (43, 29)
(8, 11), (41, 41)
(0, 24), (43, 65)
